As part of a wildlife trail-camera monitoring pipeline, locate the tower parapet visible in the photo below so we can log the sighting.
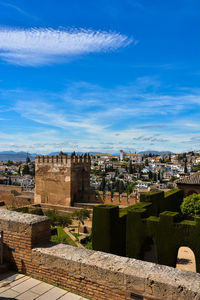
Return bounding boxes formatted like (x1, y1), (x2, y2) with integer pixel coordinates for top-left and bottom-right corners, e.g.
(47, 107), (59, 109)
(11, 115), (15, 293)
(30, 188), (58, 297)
(35, 153), (91, 166)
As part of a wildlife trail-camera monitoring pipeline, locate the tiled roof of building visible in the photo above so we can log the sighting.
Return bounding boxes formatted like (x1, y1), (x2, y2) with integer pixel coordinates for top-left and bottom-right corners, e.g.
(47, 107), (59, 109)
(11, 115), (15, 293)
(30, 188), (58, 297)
(177, 172), (200, 185)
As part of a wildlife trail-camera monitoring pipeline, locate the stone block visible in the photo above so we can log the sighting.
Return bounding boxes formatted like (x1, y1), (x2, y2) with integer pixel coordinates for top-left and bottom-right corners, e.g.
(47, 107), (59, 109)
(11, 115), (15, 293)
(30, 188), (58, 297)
(104, 192), (112, 204)
(120, 193), (128, 206)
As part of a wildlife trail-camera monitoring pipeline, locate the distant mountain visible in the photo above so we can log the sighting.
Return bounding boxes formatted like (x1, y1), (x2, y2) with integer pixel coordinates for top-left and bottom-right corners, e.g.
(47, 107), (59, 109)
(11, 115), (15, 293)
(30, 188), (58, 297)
(0, 150), (175, 161)
(0, 151), (36, 162)
(0, 151), (100, 161)
(138, 150), (174, 155)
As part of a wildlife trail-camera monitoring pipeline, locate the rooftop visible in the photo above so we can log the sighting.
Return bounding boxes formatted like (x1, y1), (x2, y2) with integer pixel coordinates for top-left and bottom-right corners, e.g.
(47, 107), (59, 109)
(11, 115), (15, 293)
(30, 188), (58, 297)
(177, 172), (200, 185)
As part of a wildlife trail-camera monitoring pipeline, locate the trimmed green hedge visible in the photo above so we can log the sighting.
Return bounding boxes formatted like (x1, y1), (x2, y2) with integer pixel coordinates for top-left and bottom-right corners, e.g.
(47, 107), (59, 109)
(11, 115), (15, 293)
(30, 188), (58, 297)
(164, 189), (183, 213)
(140, 189), (183, 216)
(92, 189), (200, 272)
(92, 205), (120, 254)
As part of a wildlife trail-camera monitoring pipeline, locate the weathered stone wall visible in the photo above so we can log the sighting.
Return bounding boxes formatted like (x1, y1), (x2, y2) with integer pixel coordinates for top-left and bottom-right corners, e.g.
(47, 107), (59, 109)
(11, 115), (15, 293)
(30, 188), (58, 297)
(0, 209), (200, 300)
(0, 185), (33, 207)
(32, 244), (200, 300)
(35, 154), (91, 206)
(0, 209), (50, 272)
(177, 183), (200, 197)
(0, 185), (22, 193)
(98, 191), (138, 206)
(39, 203), (93, 215)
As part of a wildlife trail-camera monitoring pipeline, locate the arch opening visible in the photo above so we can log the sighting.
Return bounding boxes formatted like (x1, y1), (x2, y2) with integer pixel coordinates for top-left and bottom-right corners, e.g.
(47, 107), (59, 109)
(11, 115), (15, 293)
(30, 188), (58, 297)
(186, 190), (198, 196)
(176, 246), (196, 272)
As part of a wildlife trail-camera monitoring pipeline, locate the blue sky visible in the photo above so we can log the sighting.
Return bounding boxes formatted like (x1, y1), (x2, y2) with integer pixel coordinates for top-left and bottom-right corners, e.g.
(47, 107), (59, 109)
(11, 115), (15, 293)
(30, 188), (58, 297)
(0, 0), (199, 154)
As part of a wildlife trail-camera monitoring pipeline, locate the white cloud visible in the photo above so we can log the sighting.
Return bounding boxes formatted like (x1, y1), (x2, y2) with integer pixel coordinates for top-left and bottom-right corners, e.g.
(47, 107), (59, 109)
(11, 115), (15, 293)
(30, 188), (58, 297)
(1, 78), (200, 153)
(0, 27), (132, 66)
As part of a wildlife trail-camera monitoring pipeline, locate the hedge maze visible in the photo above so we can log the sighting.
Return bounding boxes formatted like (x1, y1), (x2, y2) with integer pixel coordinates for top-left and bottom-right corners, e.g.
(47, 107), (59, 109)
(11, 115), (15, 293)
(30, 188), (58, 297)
(92, 189), (200, 272)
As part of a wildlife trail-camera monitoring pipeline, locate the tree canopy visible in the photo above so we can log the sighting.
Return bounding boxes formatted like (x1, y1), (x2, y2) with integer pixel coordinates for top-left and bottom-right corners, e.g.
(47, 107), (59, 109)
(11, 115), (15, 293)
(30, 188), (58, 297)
(181, 193), (200, 216)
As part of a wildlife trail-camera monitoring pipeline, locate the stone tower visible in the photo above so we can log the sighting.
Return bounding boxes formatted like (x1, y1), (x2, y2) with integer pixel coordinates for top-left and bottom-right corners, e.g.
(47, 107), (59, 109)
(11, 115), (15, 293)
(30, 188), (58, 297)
(35, 153), (91, 206)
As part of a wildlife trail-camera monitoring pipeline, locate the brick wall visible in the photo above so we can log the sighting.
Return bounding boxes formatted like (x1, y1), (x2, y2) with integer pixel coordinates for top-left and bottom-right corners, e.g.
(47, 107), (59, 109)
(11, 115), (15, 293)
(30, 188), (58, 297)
(0, 209), (200, 300)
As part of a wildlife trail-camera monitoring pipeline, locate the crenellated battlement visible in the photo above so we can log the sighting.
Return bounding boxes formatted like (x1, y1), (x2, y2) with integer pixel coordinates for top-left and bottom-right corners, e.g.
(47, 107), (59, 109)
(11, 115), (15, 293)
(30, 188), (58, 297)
(96, 191), (139, 206)
(35, 153), (91, 166)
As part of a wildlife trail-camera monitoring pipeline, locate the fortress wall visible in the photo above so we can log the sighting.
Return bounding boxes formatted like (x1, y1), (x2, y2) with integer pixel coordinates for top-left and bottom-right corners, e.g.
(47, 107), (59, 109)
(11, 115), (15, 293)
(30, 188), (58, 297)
(0, 184), (22, 193)
(97, 191), (137, 206)
(35, 159), (71, 206)
(98, 191), (104, 203)
(104, 191), (112, 204)
(21, 191), (34, 197)
(0, 209), (199, 300)
(128, 193), (138, 205)
(0, 193), (33, 207)
(89, 191), (98, 203)
(0, 185), (33, 207)
(113, 192), (120, 204)
(120, 193), (128, 205)
(35, 154), (91, 206)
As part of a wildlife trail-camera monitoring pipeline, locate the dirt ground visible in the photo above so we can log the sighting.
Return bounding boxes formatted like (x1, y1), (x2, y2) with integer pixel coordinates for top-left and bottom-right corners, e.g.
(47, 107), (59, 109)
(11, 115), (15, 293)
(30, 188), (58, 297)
(176, 247), (196, 272)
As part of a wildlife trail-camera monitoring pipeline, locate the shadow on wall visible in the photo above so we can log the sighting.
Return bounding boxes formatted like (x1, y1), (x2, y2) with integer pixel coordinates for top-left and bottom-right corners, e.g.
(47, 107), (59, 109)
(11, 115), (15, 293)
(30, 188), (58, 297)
(142, 237), (157, 264)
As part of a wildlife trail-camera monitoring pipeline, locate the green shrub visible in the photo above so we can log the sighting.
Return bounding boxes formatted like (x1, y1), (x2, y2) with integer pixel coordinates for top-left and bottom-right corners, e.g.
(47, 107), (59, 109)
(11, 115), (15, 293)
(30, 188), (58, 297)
(73, 209), (90, 221)
(181, 193), (200, 216)
(44, 209), (72, 227)
(55, 214), (72, 227)
(28, 207), (44, 215)
(12, 207), (29, 213)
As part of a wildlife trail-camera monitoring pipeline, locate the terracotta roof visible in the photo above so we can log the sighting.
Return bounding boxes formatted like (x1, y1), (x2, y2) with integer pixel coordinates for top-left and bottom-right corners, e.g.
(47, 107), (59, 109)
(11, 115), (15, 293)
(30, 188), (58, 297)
(177, 172), (200, 185)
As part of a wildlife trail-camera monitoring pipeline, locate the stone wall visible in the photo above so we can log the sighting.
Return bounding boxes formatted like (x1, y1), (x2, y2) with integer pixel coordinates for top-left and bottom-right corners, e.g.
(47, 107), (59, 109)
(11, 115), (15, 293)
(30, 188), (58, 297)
(35, 154), (91, 207)
(1, 209), (200, 300)
(176, 183), (200, 197)
(0, 209), (50, 272)
(0, 184), (34, 207)
(97, 191), (138, 206)
(0, 185), (22, 193)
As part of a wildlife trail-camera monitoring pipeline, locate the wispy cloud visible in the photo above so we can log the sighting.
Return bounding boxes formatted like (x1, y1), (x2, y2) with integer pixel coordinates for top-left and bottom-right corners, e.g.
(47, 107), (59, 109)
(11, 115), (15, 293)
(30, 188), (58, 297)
(0, 1), (38, 20)
(0, 1), (29, 16)
(0, 27), (132, 66)
(1, 77), (200, 153)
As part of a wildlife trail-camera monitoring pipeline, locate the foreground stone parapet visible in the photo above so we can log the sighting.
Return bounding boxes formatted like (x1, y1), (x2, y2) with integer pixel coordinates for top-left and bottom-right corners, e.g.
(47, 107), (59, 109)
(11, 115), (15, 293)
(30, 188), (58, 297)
(32, 243), (200, 300)
(1, 208), (200, 300)
(0, 209), (50, 271)
(0, 209), (48, 225)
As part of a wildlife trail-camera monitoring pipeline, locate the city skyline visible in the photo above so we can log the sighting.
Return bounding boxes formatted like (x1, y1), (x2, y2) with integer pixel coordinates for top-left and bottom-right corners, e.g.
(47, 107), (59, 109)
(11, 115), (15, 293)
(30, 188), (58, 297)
(0, 0), (199, 154)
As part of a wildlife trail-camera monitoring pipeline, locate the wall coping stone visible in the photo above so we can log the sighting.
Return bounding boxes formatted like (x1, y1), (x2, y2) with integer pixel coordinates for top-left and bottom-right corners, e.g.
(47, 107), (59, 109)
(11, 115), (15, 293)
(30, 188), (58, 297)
(32, 243), (200, 298)
(0, 209), (49, 225)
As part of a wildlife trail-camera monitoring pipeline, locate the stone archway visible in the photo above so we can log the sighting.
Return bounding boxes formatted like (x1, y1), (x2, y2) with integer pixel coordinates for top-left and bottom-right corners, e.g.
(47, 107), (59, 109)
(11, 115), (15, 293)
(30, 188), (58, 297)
(186, 190), (198, 196)
(176, 246), (196, 272)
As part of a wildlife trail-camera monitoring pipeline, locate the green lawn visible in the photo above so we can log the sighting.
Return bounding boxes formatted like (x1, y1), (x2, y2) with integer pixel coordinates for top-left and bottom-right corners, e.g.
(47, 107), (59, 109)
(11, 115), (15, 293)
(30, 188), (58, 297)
(51, 227), (77, 247)
(71, 232), (80, 241)
(84, 240), (92, 250)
